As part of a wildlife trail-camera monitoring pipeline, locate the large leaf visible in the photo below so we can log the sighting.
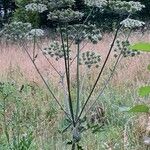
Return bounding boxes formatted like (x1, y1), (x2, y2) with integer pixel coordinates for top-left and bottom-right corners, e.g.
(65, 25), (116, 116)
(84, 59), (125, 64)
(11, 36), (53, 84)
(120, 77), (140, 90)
(130, 42), (150, 52)
(138, 86), (150, 97)
(128, 105), (149, 113)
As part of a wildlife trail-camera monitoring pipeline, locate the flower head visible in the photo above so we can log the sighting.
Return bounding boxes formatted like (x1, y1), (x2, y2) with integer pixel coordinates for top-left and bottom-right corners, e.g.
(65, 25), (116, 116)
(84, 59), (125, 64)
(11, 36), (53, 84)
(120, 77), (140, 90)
(85, 0), (107, 8)
(120, 18), (145, 28)
(26, 29), (44, 40)
(25, 3), (48, 13)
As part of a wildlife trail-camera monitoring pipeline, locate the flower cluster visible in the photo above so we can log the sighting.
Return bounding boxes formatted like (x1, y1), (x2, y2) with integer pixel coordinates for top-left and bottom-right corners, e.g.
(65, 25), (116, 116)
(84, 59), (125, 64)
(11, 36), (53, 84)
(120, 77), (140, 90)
(114, 40), (140, 58)
(43, 41), (71, 61)
(25, 29), (44, 40)
(120, 18), (145, 28)
(46, 0), (75, 10)
(111, 1), (145, 13)
(0, 21), (32, 41)
(79, 51), (101, 68)
(86, 24), (102, 44)
(25, 3), (48, 13)
(47, 9), (84, 23)
(63, 24), (102, 44)
(85, 0), (107, 8)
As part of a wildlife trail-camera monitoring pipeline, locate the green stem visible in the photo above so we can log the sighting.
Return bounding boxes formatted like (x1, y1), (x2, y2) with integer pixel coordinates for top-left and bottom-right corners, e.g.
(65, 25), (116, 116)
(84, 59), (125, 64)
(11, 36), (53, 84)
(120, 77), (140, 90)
(3, 94), (12, 150)
(71, 143), (76, 150)
(76, 42), (80, 119)
(22, 42), (71, 121)
(59, 25), (75, 126)
(76, 25), (121, 122)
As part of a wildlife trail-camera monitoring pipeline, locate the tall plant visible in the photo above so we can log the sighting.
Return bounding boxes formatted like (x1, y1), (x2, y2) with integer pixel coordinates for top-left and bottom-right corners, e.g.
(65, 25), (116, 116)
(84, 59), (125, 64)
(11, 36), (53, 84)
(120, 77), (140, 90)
(0, 0), (146, 149)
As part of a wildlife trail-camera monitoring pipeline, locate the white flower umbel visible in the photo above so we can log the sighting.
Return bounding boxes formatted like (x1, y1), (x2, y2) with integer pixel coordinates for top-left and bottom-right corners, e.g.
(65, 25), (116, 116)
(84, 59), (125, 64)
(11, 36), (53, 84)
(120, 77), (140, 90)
(85, 0), (107, 8)
(1, 21), (32, 41)
(112, 1), (145, 13)
(120, 18), (145, 28)
(25, 3), (48, 13)
(26, 29), (44, 40)
(48, 9), (84, 22)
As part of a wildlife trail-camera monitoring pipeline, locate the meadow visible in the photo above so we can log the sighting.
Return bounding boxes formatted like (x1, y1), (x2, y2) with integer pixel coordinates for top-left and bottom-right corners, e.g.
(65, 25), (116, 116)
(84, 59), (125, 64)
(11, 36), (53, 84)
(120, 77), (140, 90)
(0, 30), (149, 150)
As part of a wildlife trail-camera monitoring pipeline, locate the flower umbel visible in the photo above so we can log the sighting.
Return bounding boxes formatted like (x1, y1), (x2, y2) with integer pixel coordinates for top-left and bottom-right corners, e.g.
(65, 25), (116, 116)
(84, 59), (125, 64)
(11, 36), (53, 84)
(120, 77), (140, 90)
(25, 3), (48, 13)
(120, 18), (145, 28)
(25, 29), (44, 40)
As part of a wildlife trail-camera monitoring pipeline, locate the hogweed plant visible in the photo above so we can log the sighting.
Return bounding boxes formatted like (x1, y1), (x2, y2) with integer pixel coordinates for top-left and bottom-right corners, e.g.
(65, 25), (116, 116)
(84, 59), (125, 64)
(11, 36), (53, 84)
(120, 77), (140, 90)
(0, 0), (148, 149)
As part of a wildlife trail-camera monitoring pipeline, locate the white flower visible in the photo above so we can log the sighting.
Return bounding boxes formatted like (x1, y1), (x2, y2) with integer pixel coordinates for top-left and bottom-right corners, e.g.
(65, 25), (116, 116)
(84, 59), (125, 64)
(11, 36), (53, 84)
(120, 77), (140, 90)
(26, 29), (44, 40)
(85, 0), (107, 8)
(128, 1), (145, 12)
(120, 18), (145, 28)
(112, 1), (145, 13)
(1, 21), (32, 41)
(25, 3), (48, 13)
(47, 9), (84, 22)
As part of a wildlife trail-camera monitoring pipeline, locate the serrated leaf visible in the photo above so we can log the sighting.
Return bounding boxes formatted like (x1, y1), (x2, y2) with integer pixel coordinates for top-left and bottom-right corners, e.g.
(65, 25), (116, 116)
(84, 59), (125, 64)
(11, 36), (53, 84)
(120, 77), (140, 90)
(138, 86), (150, 97)
(130, 42), (150, 52)
(128, 105), (149, 113)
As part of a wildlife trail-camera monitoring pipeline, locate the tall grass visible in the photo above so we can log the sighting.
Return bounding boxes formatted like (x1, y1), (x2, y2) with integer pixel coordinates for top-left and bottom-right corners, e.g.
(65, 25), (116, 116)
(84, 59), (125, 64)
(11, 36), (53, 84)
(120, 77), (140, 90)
(0, 30), (149, 150)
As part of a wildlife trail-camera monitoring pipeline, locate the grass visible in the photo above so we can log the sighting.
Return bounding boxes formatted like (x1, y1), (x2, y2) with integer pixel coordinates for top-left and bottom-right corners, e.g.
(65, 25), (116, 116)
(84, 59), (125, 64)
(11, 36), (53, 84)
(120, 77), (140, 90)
(0, 31), (150, 149)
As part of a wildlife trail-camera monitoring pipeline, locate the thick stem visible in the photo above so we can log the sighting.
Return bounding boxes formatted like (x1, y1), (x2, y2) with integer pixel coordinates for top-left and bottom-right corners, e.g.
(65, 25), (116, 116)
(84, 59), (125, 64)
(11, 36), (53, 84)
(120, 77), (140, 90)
(59, 26), (75, 126)
(71, 143), (76, 150)
(76, 42), (80, 119)
(83, 28), (133, 117)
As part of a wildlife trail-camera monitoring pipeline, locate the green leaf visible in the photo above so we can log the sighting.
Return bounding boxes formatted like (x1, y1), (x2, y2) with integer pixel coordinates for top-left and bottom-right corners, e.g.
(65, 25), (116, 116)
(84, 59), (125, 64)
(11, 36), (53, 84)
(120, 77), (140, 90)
(130, 42), (150, 52)
(147, 64), (150, 71)
(138, 86), (150, 97)
(128, 105), (149, 113)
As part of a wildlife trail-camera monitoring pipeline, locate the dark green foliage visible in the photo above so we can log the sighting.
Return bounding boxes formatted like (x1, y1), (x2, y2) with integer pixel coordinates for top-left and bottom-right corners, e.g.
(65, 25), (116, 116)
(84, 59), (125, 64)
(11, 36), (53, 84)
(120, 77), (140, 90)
(126, 0), (150, 21)
(1, 0), (149, 30)
(13, 8), (41, 28)
(74, 0), (85, 11)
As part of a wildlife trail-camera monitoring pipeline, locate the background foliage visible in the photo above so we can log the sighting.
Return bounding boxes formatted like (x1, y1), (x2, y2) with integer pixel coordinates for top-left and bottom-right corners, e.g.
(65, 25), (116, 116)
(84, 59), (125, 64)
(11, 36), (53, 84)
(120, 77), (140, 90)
(0, 0), (149, 30)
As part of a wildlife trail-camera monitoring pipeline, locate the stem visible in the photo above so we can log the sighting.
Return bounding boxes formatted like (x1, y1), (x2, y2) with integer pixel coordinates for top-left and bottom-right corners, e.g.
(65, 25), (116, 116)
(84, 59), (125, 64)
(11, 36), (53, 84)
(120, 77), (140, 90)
(21, 42), (71, 121)
(69, 7), (94, 48)
(3, 94), (12, 150)
(76, 42), (80, 119)
(59, 26), (75, 126)
(33, 34), (36, 61)
(85, 28), (133, 115)
(86, 53), (122, 114)
(71, 143), (76, 150)
(76, 26), (121, 122)
(36, 42), (62, 77)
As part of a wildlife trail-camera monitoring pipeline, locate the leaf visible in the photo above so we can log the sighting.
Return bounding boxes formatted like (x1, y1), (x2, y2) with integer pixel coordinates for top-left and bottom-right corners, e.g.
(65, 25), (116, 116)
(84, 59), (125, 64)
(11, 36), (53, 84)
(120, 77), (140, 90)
(130, 42), (150, 52)
(138, 86), (150, 97)
(128, 105), (149, 113)
(147, 64), (150, 71)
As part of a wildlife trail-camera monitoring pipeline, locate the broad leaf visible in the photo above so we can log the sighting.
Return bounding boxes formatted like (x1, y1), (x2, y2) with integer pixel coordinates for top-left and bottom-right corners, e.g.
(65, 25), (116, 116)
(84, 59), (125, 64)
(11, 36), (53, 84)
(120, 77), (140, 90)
(130, 42), (150, 52)
(128, 105), (149, 113)
(138, 86), (150, 97)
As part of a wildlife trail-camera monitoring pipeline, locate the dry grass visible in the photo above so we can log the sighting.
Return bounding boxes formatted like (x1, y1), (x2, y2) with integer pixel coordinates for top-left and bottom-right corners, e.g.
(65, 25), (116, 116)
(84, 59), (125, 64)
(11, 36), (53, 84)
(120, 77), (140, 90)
(0, 31), (149, 87)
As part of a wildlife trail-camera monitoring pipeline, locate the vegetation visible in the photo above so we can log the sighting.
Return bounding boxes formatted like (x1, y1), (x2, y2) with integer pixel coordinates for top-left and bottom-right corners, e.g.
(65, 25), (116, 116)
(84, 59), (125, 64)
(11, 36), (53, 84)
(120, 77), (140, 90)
(0, 0), (150, 150)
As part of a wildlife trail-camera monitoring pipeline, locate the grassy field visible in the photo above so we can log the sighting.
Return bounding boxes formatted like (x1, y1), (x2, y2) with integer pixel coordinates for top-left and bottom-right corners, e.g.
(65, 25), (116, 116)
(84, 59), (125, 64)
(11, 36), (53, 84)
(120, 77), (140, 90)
(0, 31), (150, 150)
